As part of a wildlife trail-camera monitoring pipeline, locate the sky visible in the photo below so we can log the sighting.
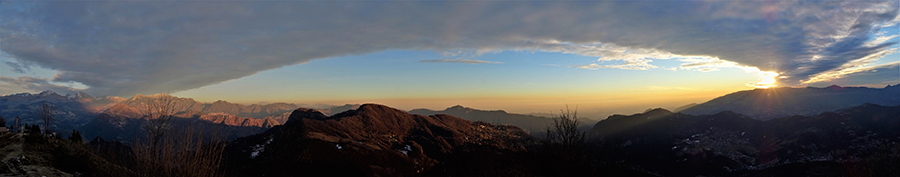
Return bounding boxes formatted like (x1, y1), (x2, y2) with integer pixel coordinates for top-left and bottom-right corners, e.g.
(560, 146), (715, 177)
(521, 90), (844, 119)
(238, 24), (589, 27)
(1, 1), (899, 118)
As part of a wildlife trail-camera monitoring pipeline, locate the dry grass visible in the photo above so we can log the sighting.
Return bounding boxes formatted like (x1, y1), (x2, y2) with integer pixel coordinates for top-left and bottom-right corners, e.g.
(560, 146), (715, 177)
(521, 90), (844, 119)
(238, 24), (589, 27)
(132, 125), (226, 177)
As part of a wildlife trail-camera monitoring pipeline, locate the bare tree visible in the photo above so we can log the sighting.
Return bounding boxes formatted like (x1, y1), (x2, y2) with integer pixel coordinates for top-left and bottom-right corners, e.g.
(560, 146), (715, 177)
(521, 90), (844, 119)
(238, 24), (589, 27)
(14, 116), (20, 132)
(39, 102), (54, 134)
(140, 94), (181, 153)
(131, 94), (226, 177)
(545, 105), (585, 147)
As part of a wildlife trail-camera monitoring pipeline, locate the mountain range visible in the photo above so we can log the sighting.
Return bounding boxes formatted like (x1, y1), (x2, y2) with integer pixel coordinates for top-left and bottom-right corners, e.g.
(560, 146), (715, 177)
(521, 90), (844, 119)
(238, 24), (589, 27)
(409, 105), (598, 136)
(0, 91), (333, 141)
(678, 84), (900, 120)
(1, 91), (109, 132)
(3, 83), (899, 176)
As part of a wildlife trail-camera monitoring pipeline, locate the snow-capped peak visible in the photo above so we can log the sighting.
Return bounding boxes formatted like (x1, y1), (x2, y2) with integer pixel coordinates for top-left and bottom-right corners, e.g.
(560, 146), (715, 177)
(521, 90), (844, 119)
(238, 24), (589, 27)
(39, 90), (58, 96)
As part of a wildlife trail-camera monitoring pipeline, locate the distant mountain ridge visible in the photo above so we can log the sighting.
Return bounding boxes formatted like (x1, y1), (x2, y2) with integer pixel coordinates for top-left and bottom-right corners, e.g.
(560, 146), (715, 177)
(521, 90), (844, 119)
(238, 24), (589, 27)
(1, 91), (320, 139)
(318, 104), (361, 116)
(122, 94), (299, 120)
(0, 91), (119, 132)
(409, 105), (598, 135)
(679, 84), (900, 120)
(81, 102), (278, 141)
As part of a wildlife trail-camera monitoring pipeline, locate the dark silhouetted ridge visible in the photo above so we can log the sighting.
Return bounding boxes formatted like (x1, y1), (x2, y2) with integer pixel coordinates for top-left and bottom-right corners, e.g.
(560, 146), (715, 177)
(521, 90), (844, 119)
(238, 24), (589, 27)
(589, 103), (900, 176)
(679, 84), (900, 120)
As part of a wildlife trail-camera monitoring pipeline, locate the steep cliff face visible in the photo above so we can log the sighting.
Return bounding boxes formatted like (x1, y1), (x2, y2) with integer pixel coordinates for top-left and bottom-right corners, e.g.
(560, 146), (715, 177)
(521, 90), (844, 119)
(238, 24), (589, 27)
(226, 104), (532, 176)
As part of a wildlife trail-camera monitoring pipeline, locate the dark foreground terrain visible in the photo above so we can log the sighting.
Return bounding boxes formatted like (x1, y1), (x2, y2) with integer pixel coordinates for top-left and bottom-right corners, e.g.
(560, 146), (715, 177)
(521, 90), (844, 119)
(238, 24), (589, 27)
(2, 103), (898, 176)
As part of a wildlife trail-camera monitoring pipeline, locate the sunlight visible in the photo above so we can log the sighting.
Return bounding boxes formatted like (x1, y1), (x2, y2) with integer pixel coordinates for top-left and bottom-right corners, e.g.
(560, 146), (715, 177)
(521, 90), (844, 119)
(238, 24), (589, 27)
(748, 71), (780, 89)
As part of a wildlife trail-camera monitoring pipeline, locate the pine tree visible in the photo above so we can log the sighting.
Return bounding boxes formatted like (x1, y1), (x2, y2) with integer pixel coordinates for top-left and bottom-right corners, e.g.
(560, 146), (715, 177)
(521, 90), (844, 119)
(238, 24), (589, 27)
(0, 115), (6, 127)
(30, 124), (41, 134)
(68, 129), (83, 143)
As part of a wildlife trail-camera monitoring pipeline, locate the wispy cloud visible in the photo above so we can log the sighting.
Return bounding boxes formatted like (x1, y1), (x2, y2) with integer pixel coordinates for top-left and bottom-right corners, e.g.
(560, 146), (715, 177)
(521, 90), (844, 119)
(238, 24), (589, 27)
(420, 59), (501, 64)
(0, 76), (80, 94)
(803, 60), (900, 84)
(678, 57), (758, 73)
(570, 59), (657, 70)
(4, 61), (31, 74)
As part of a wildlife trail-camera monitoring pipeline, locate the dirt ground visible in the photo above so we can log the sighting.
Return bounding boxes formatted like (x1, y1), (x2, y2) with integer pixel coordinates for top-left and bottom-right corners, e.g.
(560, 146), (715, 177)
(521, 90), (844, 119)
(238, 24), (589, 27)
(0, 132), (73, 177)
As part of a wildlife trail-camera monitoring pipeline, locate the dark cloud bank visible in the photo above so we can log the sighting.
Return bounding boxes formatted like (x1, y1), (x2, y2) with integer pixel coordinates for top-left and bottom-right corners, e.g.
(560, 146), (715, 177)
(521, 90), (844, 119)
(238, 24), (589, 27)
(1, 1), (897, 96)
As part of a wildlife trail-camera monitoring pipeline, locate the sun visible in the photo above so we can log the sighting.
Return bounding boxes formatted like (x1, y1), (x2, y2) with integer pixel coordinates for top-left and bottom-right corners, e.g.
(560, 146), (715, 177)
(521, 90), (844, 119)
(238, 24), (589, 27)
(750, 71), (779, 89)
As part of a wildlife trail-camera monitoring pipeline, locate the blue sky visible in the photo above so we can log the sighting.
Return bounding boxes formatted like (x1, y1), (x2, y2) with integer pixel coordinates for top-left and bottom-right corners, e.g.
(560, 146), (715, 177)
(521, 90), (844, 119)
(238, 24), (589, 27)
(1, 1), (898, 116)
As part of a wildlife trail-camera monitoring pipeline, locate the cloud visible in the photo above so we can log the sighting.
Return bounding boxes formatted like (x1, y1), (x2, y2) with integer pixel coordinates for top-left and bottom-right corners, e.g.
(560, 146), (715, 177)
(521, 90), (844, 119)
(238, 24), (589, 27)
(806, 61), (900, 87)
(570, 59), (657, 70)
(803, 60), (900, 84)
(420, 59), (501, 64)
(4, 61), (31, 74)
(678, 57), (759, 72)
(0, 76), (80, 94)
(1, 1), (898, 96)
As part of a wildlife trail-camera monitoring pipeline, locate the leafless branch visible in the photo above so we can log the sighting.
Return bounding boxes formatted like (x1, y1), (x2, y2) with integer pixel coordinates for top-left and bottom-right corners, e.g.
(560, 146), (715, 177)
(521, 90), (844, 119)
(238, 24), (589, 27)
(39, 102), (54, 134)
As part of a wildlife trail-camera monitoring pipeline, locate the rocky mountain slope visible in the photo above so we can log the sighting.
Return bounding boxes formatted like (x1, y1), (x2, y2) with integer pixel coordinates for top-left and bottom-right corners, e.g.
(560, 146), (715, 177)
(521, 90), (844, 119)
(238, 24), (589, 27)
(224, 104), (533, 176)
(2, 91), (305, 139)
(81, 102), (277, 141)
(0, 91), (115, 133)
(679, 84), (900, 120)
(121, 94), (299, 120)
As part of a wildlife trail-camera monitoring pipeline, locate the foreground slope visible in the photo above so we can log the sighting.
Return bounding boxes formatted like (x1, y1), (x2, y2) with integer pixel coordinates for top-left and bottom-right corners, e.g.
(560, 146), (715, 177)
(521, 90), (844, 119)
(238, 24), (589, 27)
(0, 132), (134, 177)
(225, 104), (533, 176)
(679, 84), (900, 120)
(590, 103), (900, 176)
